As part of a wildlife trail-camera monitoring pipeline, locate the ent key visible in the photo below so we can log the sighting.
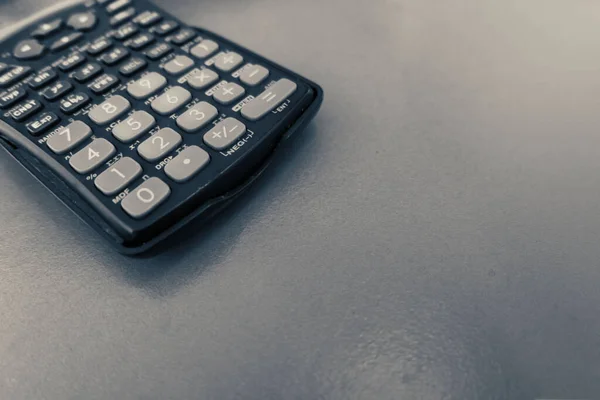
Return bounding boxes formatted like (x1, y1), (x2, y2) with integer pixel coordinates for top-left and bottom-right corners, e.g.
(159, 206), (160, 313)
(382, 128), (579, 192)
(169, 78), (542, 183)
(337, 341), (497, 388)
(241, 78), (297, 121)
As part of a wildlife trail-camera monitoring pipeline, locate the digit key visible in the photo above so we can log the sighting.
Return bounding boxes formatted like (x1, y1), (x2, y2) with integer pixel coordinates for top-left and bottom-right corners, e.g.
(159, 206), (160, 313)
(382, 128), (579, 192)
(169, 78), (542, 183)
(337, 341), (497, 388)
(112, 110), (156, 143)
(126, 71), (166, 99)
(150, 86), (191, 115)
(164, 146), (210, 183)
(46, 120), (92, 154)
(69, 138), (116, 174)
(176, 101), (218, 133)
(121, 177), (171, 219)
(137, 127), (182, 162)
(95, 157), (143, 195)
(88, 95), (131, 125)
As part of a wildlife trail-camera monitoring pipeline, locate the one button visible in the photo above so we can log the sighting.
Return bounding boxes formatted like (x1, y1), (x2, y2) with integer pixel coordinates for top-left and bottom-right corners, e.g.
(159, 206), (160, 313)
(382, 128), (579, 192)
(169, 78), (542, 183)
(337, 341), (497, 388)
(87, 38), (113, 55)
(69, 138), (116, 174)
(190, 40), (218, 59)
(119, 57), (147, 76)
(32, 18), (62, 38)
(167, 29), (196, 45)
(165, 146), (210, 183)
(134, 11), (162, 27)
(144, 42), (172, 60)
(239, 64), (270, 86)
(47, 121), (92, 154)
(88, 74), (120, 94)
(138, 127), (182, 162)
(9, 99), (42, 122)
(203, 117), (246, 151)
(126, 72), (166, 99)
(0, 87), (27, 109)
(213, 81), (245, 105)
(186, 68), (219, 90)
(42, 80), (72, 101)
(126, 33), (155, 50)
(58, 52), (86, 71)
(88, 95), (130, 125)
(100, 47), (129, 66)
(112, 110), (156, 143)
(0, 66), (32, 88)
(95, 157), (143, 195)
(121, 177), (170, 219)
(163, 55), (194, 76)
(28, 69), (57, 90)
(26, 112), (60, 136)
(50, 32), (83, 52)
(212, 51), (243, 72)
(72, 62), (102, 83)
(176, 101), (218, 133)
(113, 23), (138, 40)
(150, 86), (191, 115)
(67, 12), (97, 31)
(241, 78), (298, 121)
(110, 7), (136, 27)
(106, 0), (131, 14)
(13, 39), (45, 60)
(151, 20), (179, 36)
(60, 92), (90, 114)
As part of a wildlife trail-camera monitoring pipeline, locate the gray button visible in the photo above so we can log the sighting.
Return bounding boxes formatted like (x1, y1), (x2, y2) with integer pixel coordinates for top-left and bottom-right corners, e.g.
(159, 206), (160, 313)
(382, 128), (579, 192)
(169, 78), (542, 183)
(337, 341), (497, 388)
(239, 64), (270, 86)
(121, 177), (170, 219)
(126, 72), (167, 100)
(112, 110), (156, 143)
(176, 102), (218, 133)
(203, 117), (246, 151)
(151, 86), (191, 115)
(164, 146), (210, 183)
(190, 40), (219, 59)
(163, 55), (194, 76)
(213, 51), (243, 72)
(47, 121), (92, 154)
(241, 78), (298, 121)
(137, 127), (182, 162)
(88, 95), (131, 125)
(69, 138), (116, 174)
(94, 157), (142, 195)
(187, 68), (219, 90)
(213, 81), (245, 105)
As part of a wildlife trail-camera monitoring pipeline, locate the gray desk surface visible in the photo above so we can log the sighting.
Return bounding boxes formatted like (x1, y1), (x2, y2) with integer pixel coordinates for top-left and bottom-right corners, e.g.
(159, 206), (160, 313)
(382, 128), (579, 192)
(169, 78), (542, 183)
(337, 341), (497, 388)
(2, 0), (600, 399)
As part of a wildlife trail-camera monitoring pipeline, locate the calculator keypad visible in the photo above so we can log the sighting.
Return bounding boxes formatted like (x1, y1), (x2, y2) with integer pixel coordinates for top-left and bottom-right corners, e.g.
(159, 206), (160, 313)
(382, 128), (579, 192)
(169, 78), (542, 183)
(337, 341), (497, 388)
(94, 157), (142, 195)
(137, 127), (182, 161)
(69, 138), (116, 174)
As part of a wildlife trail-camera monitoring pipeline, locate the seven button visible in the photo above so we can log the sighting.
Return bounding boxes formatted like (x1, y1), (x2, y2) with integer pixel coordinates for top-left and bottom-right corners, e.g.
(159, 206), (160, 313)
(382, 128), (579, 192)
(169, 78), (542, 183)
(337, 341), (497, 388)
(46, 121), (92, 154)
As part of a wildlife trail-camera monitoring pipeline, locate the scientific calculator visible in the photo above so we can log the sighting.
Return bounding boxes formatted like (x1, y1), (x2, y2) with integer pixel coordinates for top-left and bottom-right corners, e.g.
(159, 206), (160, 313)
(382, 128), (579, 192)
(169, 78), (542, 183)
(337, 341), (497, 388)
(0, 0), (323, 254)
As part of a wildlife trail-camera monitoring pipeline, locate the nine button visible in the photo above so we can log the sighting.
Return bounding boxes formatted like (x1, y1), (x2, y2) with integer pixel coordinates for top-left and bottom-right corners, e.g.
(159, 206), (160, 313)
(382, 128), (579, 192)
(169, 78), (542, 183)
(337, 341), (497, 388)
(127, 72), (167, 99)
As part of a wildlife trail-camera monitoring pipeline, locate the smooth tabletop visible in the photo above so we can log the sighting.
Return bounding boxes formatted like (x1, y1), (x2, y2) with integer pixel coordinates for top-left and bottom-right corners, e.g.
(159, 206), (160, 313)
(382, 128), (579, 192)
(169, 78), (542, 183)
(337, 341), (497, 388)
(2, 0), (600, 399)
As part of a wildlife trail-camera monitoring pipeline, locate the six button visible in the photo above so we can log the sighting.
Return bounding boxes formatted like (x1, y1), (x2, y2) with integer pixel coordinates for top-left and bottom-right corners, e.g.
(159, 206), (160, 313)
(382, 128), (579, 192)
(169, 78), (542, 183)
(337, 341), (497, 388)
(150, 86), (191, 115)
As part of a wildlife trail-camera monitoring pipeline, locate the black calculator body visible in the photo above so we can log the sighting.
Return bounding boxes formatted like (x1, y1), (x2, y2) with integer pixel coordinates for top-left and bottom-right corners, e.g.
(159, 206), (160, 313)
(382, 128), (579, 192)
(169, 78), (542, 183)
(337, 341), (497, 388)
(0, 0), (323, 254)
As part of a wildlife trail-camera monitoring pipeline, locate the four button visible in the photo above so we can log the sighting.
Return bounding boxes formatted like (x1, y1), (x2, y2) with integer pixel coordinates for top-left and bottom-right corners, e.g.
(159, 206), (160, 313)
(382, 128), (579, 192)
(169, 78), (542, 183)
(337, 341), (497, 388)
(69, 138), (116, 174)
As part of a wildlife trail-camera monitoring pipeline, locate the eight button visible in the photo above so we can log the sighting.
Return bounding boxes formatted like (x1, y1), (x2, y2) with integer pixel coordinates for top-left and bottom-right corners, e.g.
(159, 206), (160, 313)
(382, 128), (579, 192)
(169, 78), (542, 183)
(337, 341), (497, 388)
(88, 95), (131, 125)
(69, 138), (116, 174)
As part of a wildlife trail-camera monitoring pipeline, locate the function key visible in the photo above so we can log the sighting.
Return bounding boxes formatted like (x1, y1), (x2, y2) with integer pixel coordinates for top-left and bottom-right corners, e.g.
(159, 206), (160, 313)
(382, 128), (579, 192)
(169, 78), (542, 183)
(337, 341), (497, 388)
(144, 42), (172, 60)
(151, 20), (179, 36)
(9, 99), (42, 122)
(241, 78), (298, 121)
(126, 33), (155, 50)
(134, 11), (162, 27)
(167, 29), (196, 46)
(69, 138), (116, 175)
(28, 69), (57, 89)
(67, 12), (97, 31)
(50, 32), (83, 52)
(26, 112), (60, 136)
(60, 92), (90, 114)
(150, 86), (191, 115)
(100, 47), (129, 66)
(47, 121), (92, 154)
(127, 72), (166, 99)
(163, 55), (194, 76)
(95, 157), (143, 196)
(88, 74), (120, 94)
(212, 81), (245, 105)
(121, 177), (171, 219)
(190, 40), (218, 59)
(0, 66), (32, 88)
(164, 146), (210, 183)
(88, 95), (130, 125)
(186, 68), (219, 90)
(31, 18), (62, 38)
(106, 0), (131, 14)
(238, 64), (270, 86)
(212, 51), (244, 72)
(176, 101), (218, 133)
(87, 38), (113, 55)
(73, 62), (102, 83)
(42, 81), (73, 101)
(0, 87), (27, 109)
(58, 52), (86, 72)
(118, 57), (147, 76)
(110, 7), (136, 27)
(112, 110), (156, 143)
(13, 39), (45, 60)
(203, 117), (246, 151)
(137, 128), (182, 162)
(113, 23), (138, 40)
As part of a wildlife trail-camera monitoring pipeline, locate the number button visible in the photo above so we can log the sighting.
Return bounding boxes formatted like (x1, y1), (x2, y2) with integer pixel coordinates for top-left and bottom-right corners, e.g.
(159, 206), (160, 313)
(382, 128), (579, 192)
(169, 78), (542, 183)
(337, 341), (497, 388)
(47, 121), (92, 154)
(112, 110), (156, 143)
(176, 101), (218, 133)
(126, 72), (166, 99)
(88, 95), (131, 125)
(137, 127), (182, 162)
(94, 157), (142, 195)
(203, 117), (246, 151)
(121, 177), (171, 219)
(150, 86), (191, 115)
(69, 138), (116, 174)
(164, 146), (210, 183)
